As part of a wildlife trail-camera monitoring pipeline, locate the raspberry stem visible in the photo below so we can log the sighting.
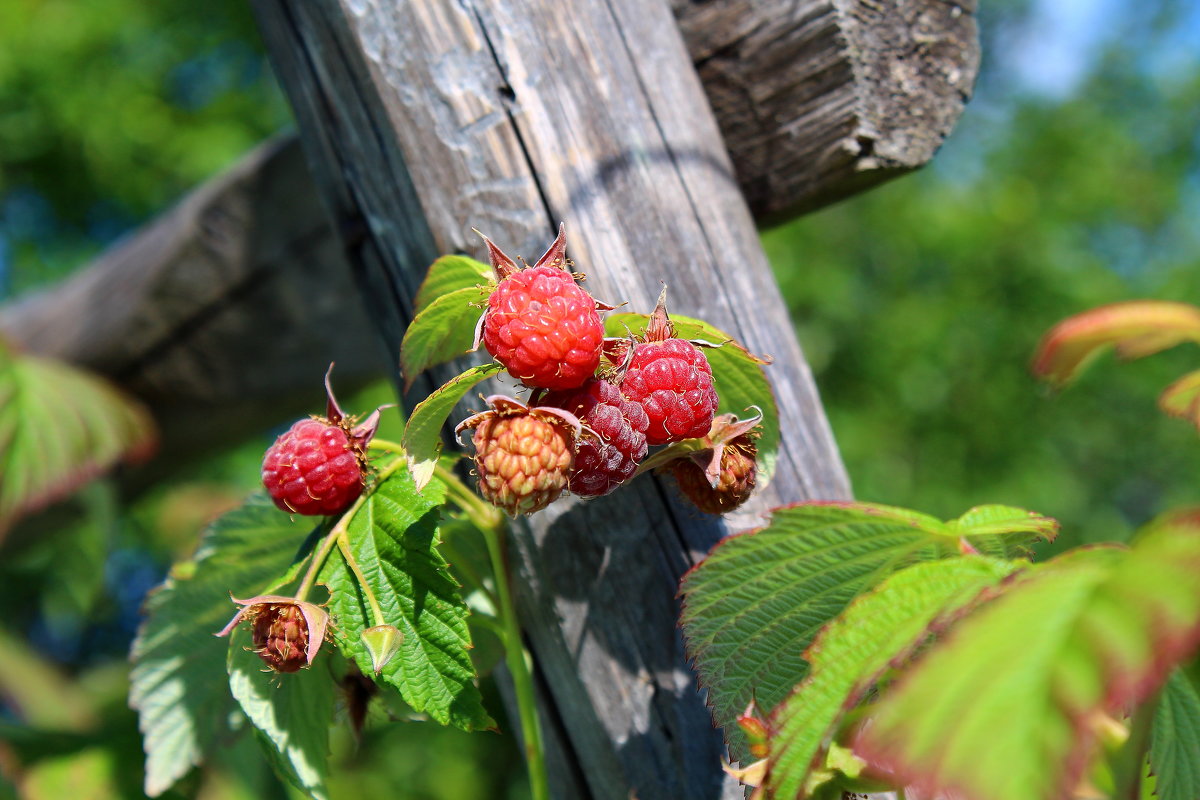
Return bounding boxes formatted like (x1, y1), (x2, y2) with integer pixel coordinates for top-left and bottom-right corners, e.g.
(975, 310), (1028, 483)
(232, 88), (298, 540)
(435, 464), (549, 800)
(293, 455), (405, 603)
(337, 531), (387, 628)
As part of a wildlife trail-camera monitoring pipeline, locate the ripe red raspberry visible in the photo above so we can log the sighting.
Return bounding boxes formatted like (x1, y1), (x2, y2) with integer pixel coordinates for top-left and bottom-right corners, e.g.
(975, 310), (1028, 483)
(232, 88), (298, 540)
(218, 595), (330, 673)
(478, 226), (605, 390)
(622, 338), (717, 445)
(456, 396), (582, 515)
(262, 367), (383, 516)
(540, 379), (649, 497)
(262, 419), (365, 516)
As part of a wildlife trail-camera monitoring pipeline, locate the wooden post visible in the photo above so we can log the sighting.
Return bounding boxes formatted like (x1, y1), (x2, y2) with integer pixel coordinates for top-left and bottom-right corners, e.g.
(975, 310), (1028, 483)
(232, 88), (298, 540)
(251, 1), (850, 798)
(0, 1), (977, 474)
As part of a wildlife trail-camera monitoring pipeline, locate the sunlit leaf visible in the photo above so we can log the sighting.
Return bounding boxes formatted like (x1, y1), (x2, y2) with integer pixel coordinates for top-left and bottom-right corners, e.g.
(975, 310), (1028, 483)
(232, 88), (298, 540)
(765, 557), (1021, 798)
(413, 255), (494, 316)
(0, 343), (156, 534)
(129, 495), (315, 796)
(402, 363), (503, 490)
(400, 285), (490, 391)
(1150, 669), (1200, 800)
(681, 502), (951, 760)
(1031, 301), (1200, 388)
(855, 512), (1200, 800)
(319, 462), (493, 731)
(228, 626), (333, 800)
(948, 504), (1059, 559)
(605, 312), (779, 486)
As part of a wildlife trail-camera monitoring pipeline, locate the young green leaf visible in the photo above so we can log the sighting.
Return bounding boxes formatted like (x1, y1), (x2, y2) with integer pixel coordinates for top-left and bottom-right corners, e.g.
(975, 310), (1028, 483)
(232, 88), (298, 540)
(402, 363), (503, 490)
(855, 513), (1200, 800)
(400, 285), (491, 391)
(413, 255), (494, 316)
(1159, 368), (1200, 431)
(1031, 300), (1200, 388)
(227, 626), (334, 800)
(0, 343), (156, 535)
(765, 557), (1022, 799)
(680, 502), (950, 760)
(604, 312), (780, 485)
(1150, 670), (1200, 800)
(948, 504), (1059, 558)
(129, 495), (315, 797)
(319, 463), (493, 732)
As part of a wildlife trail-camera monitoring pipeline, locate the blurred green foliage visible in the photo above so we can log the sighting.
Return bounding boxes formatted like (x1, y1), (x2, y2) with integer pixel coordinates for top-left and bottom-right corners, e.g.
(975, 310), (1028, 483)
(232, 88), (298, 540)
(2, 0), (1199, 796)
(0, 0), (289, 294)
(765, 2), (1200, 553)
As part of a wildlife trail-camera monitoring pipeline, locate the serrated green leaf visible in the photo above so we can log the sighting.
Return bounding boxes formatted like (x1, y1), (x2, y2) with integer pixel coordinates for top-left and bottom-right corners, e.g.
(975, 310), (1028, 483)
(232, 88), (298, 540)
(1031, 300), (1200, 388)
(949, 504), (1060, 558)
(1150, 669), (1200, 800)
(402, 363), (503, 490)
(227, 627), (334, 800)
(605, 312), (780, 486)
(400, 285), (490, 391)
(766, 557), (1021, 799)
(414, 255), (494, 316)
(319, 463), (493, 731)
(856, 515), (1200, 800)
(0, 344), (156, 534)
(680, 501), (959, 761)
(129, 495), (315, 797)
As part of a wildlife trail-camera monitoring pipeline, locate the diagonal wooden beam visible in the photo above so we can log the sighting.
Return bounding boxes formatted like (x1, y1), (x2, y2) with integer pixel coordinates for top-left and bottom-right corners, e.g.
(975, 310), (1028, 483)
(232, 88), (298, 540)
(249, 1), (854, 798)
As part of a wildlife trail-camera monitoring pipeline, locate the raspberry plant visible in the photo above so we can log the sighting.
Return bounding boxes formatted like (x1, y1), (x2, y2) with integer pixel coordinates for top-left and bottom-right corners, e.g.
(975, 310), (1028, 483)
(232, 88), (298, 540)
(125, 228), (1200, 800)
(128, 225), (778, 800)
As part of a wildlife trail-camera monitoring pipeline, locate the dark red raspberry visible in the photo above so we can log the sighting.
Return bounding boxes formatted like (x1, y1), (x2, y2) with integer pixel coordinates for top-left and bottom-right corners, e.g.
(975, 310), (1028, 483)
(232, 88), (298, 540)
(670, 438), (757, 514)
(262, 418), (365, 516)
(456, 396), (582, 515)
(218, 595), (330, 673)
(622, 338), (718, 445)
(663, 411), (761, 514)
(478, 226), (605, 390)
(541, 379), (649, 497)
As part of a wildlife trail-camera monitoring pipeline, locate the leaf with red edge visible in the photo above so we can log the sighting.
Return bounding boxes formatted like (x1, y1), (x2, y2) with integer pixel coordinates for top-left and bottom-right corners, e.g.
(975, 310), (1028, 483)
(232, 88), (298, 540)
(0, 342), (156, 536)
(678, 501), (1054, 762)
(854, 510), (1200, 800)
(1159, 368), (1200, 431)
(1031, 300), (1200, 388)
(764, 556), (1022, 799)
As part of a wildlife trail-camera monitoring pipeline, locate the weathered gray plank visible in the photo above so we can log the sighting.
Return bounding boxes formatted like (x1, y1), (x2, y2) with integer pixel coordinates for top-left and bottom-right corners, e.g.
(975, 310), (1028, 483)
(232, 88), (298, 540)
(0, 1), (976, 454)
(676, 0), (979, 220)
(0, 136), (385, 483)
(253, 1), (851, 798)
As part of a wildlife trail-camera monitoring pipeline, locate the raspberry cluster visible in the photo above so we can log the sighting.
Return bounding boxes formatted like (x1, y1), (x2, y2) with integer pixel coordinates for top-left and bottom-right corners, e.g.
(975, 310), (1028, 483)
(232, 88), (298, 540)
(462, 225), (758, 517)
